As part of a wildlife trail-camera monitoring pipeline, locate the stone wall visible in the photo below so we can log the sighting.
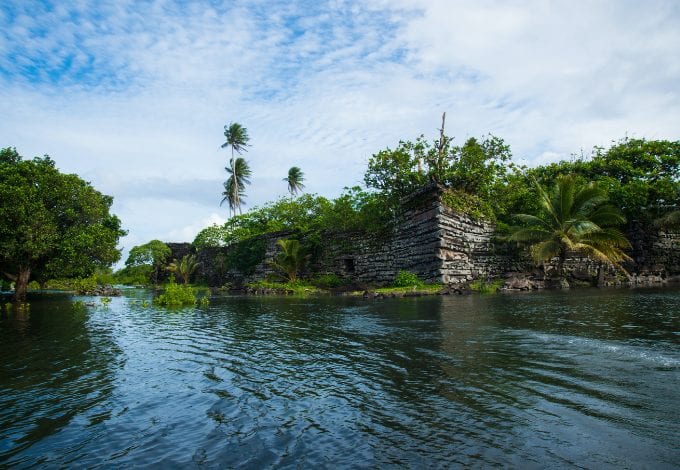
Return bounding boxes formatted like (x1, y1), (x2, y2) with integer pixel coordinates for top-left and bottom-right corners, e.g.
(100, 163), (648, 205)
(175, 186), (680, 287)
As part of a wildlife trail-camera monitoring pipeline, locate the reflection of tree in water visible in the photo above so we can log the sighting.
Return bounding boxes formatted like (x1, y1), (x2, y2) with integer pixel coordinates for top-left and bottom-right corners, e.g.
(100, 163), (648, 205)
(0, 296), (123, 466)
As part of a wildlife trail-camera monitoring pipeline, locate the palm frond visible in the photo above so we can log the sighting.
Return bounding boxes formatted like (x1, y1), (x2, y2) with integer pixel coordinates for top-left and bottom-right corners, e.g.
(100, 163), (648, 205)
(530, 240), (562, 264)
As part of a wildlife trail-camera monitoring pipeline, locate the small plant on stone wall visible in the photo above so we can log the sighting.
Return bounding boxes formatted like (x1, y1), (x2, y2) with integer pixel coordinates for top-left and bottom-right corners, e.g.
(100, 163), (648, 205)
(268, 239), (308, 282)
(393, 270), (425, 288)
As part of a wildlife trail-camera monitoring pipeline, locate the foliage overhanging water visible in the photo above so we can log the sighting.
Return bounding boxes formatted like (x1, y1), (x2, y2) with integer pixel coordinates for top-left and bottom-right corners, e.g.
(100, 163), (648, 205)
(1, 287), (679, 468)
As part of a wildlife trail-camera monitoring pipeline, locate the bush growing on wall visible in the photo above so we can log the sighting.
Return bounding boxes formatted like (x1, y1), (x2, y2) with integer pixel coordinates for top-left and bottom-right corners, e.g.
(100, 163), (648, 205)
(393, 271), (425, 288)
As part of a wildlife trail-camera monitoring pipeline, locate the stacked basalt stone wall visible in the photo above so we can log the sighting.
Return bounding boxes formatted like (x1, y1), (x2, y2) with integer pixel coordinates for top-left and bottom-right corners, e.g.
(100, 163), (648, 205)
(307, 187), (443, 285)
(176, 185), (680, 287)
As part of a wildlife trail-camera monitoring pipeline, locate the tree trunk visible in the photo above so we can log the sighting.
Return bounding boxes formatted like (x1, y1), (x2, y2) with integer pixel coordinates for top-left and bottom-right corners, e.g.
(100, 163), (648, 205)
(14, 267), (31, 302)
(596, 263), (605, 287)
(557, 250), (566, 278)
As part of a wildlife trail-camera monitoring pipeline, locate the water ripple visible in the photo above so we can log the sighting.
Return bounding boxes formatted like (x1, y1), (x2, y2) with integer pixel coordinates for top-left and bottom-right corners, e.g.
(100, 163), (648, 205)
(1, 289), (679, 468)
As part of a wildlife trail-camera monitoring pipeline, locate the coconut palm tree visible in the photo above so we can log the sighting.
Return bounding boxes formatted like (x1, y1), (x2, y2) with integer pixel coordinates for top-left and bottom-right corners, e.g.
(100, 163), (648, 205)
(508, 175), (632, 277)
(166, 254), (201, 284)
(221, 122), (250, 214)
(220, 157), (251, 216)
(283, 166), (305, 196)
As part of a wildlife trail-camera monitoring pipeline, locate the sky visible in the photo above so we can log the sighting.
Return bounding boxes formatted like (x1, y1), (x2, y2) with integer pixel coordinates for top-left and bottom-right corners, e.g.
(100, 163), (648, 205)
(1, 0), (679, 266)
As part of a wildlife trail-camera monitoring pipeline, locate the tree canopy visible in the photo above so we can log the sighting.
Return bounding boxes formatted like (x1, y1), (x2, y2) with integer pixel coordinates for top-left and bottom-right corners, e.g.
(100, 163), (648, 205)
(511, 138), (680, 224)
(125, 239), (171, 285)
(364, 133), (513, 220)
(0, 148), (126, 300)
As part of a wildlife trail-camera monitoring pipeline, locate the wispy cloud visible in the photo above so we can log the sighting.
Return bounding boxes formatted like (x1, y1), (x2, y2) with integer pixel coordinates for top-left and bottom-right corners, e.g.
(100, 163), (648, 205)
(1, 0), (678, 263)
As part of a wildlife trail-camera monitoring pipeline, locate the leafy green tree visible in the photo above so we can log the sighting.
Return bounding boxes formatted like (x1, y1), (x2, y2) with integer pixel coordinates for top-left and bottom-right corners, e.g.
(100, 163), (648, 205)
(269, 239), (306, 282)
(364, 136), (429, 204)
(508, 175), (631, 277)
(221, 157), (252, 215)
(284, 166), (305, 196)
(193, 189), (391, 251)
(519, 138), (680, 224)
(0, 147), (21, 164)
(113, 264), (153, 286)
(0, 149), (125, 301)
(125, 240), (171, 285)
(221, 122), (250, 215)
(364, 131), (512, 219)
(166, 254), (201, 284)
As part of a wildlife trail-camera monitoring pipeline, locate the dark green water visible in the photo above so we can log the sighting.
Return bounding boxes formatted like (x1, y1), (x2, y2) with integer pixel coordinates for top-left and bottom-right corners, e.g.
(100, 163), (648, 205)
(1, 288), (679, 468)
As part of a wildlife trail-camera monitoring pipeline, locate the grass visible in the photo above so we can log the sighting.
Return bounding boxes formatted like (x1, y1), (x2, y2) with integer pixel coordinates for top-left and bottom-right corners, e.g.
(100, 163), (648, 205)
(469, 279), (504, 293)
(245, 280), (323, 295)
(374, 283), (443, 294)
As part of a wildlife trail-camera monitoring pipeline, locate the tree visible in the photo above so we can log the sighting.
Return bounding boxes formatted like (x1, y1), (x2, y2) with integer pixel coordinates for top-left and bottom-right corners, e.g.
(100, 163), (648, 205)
(221, 122), (250, 215)
(521, 138), (680, 224)
(508, 175), (632, 277)
(268, 239), (306, 282)
(364, 127), (512, 219)
(221, 157), (251, 215)
(166, 254), (201, 284)
(0, 149), (125, 301)
(284, 166), (305, 196)
(125, 240), (171, 285)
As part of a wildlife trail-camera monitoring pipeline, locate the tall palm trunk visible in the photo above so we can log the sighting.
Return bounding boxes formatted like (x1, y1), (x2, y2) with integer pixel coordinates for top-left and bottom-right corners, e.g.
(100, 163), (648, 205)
(230, 148), (241, 215)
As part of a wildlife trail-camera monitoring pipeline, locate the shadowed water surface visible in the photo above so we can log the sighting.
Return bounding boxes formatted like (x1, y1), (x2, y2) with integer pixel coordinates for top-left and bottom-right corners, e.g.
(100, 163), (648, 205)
(1, 287), (678, 468)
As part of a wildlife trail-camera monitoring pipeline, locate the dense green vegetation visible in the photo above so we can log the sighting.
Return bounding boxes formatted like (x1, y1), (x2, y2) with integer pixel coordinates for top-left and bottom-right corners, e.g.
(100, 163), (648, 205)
(508, 176), (631, 275)
(0, 147), (125, 300)
(124, 239), (171, 285)
(501, 138), (680, 228)
(364, 116), (513, 220)
(153, 279), (208, 307)
(193, 188), (389, 250)
(187, 131), (678, 286)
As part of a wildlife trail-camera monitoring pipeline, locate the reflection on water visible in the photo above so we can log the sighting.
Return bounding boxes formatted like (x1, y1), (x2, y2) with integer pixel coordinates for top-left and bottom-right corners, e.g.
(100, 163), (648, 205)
(1, 288), (678, 468)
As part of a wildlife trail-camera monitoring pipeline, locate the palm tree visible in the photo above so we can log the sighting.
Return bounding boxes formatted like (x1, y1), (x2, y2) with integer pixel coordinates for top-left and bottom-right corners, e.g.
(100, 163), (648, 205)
(220, 157), (251, 216)
(268, 239), (306, 282)
(283, 166), (305, 196)
(221, 122), (250, 214)
(166, 254), (201, 284)
(508, 175), (632, 277)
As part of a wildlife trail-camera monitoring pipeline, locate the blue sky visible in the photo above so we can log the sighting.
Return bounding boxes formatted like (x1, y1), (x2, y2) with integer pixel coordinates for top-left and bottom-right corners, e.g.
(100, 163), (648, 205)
(1, 0), (679, 264)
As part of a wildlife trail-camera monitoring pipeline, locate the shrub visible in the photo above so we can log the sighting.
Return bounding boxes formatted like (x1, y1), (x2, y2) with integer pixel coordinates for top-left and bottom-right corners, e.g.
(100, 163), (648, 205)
(441, 188), (495, 221)
(113, 265), (153, 286)
(469, 278), (503, 293)
(154, 280), (197, 307)
(393, 270), (425, 288)
(72, 276), (98, 295)
(310, 273), (348, 288)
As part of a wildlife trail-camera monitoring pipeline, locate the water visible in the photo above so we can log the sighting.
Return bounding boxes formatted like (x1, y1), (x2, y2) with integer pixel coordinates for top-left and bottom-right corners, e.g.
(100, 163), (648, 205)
(1, 288), (679, 468)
